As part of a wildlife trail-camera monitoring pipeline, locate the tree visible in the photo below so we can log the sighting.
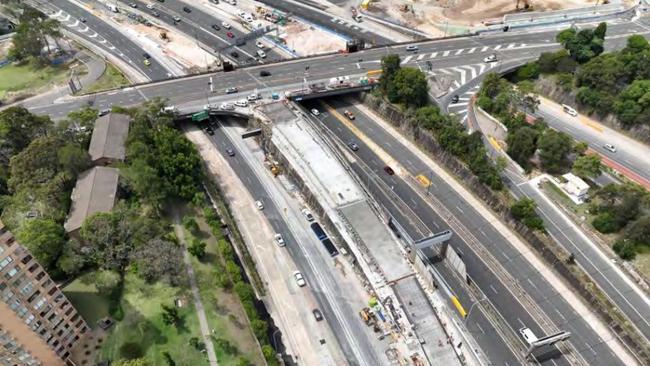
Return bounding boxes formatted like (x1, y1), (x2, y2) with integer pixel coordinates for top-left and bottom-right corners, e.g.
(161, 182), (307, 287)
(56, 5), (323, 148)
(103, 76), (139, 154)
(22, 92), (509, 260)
(188, 238), (206, 259)
(614, 80), (650, 126)
(613, 240), (636, 260)
(516, 62), (540, 80)
(0, 106), (52, 165)
(573, 141), (589, 155)
(511, 198), (545, 230)
(94, 270), (121, 296)
(162, 352), (176, 366)
(9, 7), (61, 60)
(113, 358), (152, 366)
(17, 218), (65, 270)
(506, 127), (539, 170)
(161, 303), (181, 327)
(556, 28), (577, 46)
(133, 239), (185, 285)
(593, 22), (607, 40)
(572, 154), (602, 178)
(623, 215), (650, 248)
(119, 342), (144, 359)
(537, 130), (573, 173)
(386, 67), (429, 108)
(183, 216), (199, 233)
(57, 144), (91, 176)
(56, 238), (86, 276)
(8, 136), (63, 192)
(379, 54), (401, 92)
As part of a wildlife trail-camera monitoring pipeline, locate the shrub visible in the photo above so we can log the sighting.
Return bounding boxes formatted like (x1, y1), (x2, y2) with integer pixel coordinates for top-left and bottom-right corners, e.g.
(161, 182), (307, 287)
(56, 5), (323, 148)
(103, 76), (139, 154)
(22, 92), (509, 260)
(613, 240), (636, 260)
(119, 342), (144, 359)
(592, 212), (623, 233)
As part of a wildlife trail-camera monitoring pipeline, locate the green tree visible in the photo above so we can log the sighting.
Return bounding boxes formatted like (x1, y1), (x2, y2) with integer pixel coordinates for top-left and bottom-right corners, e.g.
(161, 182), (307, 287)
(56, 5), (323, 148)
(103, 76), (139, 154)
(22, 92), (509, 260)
(183, 216), (199, 233)
(119, 342), (144, 359)
(572, 154), (602, 178)
(57, 144), (91, 176)
(162, 352), (176, 366)
(511, 198), (545, 231)
(623, 215), (650, 249)
(56, 238), (86, 276)
(9, 7), (61, 60)
(188, 238), (206, 259)
(506, 127), (539, 171)
(17, 218), (65, 270)
(133, 239), (185, 285)
(386, 67), (429, 108)
(593, 22), (607, 40)
(614, 80), (650, 126)
(94, 270), (121, 296)
(556, 28), (577, 46)
(161, 303), (181, 327)
(516, 62), (540, 80)
(0, 106), (52, 165)
(612, 240), (636, 260)
(113, 358), (152, 366)
(8, 136), (63, 192)
(379, 54), (401, 92)
(537, 130), (573, 173)
(573, 141), (589, 155)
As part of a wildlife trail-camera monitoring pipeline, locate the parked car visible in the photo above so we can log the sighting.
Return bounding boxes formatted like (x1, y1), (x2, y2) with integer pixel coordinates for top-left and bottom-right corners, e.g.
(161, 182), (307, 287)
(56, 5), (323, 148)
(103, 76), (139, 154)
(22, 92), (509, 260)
(220, 102), (234, 110)
(301, 208), (314, 222)
(247, 93), (261, 101)
(259, 70), (271, 77)
(146, 3), (154, 9)
(222, 21), (232, 29)
(143, 59), (151, 66)
(255, 200), (264, 210)
(348, 142), (359, 151)
(603, 144), (617, 153)
(143, 52), (151, 59)
(312, 309), (323, 321)
(205, 127), (214, 135)
(211, 24), (221, 31)
(226, 148), (235, 157)
(293, 271), (306, 287)
(344, 110), (355, 120)
(384, 166), (395, 175)
(226, 31), (235, 38)
(274, 234), (285, 247)
(310, 108), (320, 116)
(129, 2), (137, 8)
(230, 51), (239, 58)
(256, 41), (264, 48)
(225, 87), (238, 94)
(98, 109), (111, 116)
(256, 50), (266, 58)
(234, 99), (248, 107)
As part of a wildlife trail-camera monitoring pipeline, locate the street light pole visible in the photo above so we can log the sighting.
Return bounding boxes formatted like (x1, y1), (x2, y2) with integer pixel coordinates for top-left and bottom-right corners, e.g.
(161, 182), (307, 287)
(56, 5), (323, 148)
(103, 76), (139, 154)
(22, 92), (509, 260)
(465, 298), (488, 324)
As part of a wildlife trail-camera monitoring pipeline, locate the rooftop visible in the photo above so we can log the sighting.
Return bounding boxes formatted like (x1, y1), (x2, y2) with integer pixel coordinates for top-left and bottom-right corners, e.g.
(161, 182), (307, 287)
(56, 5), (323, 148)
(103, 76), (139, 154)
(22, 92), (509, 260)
(88, 113), (130, 163)
(64, 166), (119, 233)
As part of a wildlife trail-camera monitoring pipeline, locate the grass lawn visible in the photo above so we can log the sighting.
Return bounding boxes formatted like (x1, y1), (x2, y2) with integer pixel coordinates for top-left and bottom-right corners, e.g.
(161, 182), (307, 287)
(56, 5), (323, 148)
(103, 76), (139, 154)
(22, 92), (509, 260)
(63, 272), (111, 326)
(186, 211), (266, 366)
(99, 273), (210, 365)
(83, 63), (129, 94)
(0, 59), (72, 99)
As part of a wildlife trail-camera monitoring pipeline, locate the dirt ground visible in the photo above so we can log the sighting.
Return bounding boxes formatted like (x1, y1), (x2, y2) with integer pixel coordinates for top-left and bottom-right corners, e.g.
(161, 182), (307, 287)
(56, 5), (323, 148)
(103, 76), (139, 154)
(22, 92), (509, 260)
(281, 22), (347, 55)
(366, 0), (600, 35)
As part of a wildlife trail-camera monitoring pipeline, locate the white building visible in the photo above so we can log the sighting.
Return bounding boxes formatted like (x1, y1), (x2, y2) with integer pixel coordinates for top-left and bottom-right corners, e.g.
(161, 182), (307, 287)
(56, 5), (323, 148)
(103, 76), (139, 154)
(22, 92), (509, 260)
(561, 173), (590, 203)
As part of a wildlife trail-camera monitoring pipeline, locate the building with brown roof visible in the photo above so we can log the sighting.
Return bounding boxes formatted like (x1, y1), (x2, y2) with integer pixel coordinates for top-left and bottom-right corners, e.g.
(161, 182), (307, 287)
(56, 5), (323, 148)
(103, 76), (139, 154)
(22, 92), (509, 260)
(0, 221), (89, 365)
(88, 113), (130, 165)
(64, 166), (119, 236)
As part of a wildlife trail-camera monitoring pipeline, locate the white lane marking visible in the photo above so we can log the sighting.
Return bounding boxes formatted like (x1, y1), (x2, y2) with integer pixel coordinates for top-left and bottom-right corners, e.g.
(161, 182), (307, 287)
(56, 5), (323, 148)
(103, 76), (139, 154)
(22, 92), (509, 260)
(416, 54), (425, 60)
(479, 63), (487, 74)
(468, 47), (476, 53)
(401, 55), (413, 64)
(451, 67), (467, 84)
(481, 46), (489, 52)
(454, 49), (463, 55)
(442, 50), (450, 57)
(453, 80), (460, 88)
(461, 65), (477, 79)
(494, 45), (502, 50)
(430, 52), (438, 58)
(507, 43), (516, 49)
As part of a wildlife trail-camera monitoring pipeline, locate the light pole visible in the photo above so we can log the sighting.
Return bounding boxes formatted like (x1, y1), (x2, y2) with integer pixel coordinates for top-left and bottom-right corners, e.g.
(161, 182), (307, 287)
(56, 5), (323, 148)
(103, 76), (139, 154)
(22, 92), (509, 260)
(465, 297), (488, 324)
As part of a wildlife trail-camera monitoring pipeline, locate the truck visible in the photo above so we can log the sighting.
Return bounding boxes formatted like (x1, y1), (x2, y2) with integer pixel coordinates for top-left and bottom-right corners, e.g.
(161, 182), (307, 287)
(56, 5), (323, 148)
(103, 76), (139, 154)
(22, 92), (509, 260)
(328, 76), (351, 88)
(310, 223), (327, 241)
(320, 238), (339, 257)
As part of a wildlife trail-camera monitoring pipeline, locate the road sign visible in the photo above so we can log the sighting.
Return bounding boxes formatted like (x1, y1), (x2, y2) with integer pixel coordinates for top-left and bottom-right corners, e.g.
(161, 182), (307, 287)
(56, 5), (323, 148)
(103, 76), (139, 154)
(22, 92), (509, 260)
(191, 110), (209, 122)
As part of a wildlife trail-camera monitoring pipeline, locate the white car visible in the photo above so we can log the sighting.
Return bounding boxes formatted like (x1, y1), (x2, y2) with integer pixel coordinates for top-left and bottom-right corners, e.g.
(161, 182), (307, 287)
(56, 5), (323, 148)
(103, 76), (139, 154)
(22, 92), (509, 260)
(222, 21), (232, 29)
(247, 93), (261, 101)
(234, 99), (248, 107)
(293, 271), (306, 287)
(274, 233), (285, 247)
(301, 208), (314, 222)
(220, 102), (234, 110)
(255, 200), (264, 210)
(603, 144), (617, 153)
(405, 45), (418, 51)
(256, 50), (266, 59)
(146, 4), (154, 9)
(310, 108), (320, 116)
(203, 104), (213, 110)
(256, 41), (264, 49)
(484, 54), (498, 63)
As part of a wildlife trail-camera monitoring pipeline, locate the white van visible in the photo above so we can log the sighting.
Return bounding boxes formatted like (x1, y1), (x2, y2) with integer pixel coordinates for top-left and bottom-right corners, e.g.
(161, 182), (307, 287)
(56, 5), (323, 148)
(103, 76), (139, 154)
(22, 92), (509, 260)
(562, 104), (578, 117)
(256, 50), (266, 58)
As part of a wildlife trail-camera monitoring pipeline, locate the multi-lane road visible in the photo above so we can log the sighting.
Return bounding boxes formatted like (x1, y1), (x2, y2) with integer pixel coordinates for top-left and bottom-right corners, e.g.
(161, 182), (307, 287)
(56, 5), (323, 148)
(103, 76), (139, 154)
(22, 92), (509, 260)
(307, 98), (631, 366)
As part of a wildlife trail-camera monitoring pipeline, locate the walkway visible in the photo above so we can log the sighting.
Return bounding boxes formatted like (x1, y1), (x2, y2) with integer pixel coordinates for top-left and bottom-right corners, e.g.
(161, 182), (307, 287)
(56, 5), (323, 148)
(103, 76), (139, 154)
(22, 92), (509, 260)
(173, 212), (219, 366)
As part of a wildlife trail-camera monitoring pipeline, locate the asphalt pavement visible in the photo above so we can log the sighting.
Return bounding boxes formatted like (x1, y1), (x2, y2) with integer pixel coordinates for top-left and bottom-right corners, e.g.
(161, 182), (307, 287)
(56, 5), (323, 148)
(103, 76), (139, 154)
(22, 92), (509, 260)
(205, 117), (387, 366)
(43, 0), (170, 80)
(308, 98), (629, 366)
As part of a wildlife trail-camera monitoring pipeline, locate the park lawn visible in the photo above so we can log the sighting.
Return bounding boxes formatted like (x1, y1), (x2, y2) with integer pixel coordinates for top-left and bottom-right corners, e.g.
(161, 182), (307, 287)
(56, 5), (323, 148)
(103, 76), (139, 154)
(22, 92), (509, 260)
(99, 273), (209, 365)
(188, 212), (266, 366)
(83, 63), (129, 94)
(0, 60), (72, 99)
(63, 272), (111, 326)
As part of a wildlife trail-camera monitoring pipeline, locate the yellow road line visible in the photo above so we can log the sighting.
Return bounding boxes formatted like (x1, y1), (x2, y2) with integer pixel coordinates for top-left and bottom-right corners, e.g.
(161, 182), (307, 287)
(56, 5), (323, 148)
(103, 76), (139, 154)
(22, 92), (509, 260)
(451, 296), (467, 318)
(487, 135), (502, 152)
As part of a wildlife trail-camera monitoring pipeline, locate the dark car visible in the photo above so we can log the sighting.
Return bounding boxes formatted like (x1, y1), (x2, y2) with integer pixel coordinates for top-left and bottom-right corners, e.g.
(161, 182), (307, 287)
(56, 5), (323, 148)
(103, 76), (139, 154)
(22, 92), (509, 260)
(206, 127), (214, 135)
(226, 148), (235, 157)
(384, 166), (395, 175)
(451, 95), (459, 103)
(348, 142), (359, 151)
(151, 11), (160, 17)
(312, 309), (323, 321)
(230, 51), (239, 58)
(143, 52), (151, 59)
(79, 17), (87, 23)
(211, 24), (221, 31)
(183, 6), (191, 13)
(225, 87), (238, 94)
(129, 2), (137, 8)
(98, 109), (111, 117)
(259, 70), (271, 77)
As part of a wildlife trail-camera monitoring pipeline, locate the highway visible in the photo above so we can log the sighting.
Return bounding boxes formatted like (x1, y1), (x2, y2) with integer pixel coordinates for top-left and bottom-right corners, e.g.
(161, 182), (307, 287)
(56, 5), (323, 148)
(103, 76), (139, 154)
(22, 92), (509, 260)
(116, 0), (284, 64)
(305, 98), (630, 366)
(205, 117), (388, 366)
(41, 0), (171, 80)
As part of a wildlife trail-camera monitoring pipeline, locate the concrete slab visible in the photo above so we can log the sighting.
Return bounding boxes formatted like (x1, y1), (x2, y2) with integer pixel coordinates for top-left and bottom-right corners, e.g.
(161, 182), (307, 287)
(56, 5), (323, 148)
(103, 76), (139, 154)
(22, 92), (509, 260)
(339, 200), (413, 282)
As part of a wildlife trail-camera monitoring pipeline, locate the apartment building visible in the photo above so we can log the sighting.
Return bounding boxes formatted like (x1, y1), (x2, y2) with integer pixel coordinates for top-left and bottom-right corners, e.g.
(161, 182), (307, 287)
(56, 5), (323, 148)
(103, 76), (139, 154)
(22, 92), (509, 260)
(0, 221), (88, 366)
